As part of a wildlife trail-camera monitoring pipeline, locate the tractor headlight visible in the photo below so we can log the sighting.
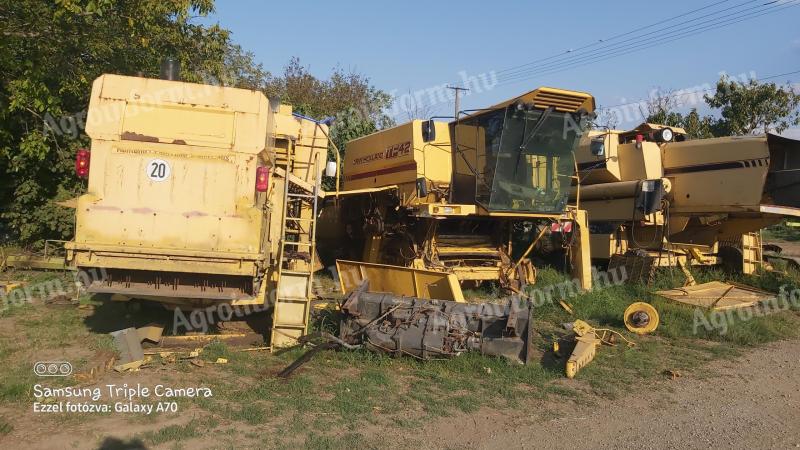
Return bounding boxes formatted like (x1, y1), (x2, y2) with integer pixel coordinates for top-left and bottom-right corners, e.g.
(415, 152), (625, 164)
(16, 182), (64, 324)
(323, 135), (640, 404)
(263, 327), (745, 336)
(656, 127), (674, 142)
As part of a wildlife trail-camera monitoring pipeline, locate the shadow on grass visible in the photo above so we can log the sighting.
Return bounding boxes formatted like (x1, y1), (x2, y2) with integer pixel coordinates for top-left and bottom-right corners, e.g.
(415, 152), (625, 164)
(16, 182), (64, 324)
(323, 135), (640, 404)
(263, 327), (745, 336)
(96, 437), (147, 450)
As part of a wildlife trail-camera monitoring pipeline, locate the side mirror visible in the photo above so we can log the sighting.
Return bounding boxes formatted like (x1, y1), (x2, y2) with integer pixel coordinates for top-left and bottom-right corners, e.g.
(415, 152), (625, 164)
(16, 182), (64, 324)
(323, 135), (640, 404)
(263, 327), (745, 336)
(421, 119), (436, 142)
(416, 177), (428, 198)
(325, 161), (337, 177)
(590, 138), (605, 157)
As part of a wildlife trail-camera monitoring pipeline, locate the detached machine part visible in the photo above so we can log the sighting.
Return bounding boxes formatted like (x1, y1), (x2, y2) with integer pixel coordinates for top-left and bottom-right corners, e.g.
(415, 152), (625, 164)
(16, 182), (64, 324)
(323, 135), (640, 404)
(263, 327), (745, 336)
(623, 302), (659, 335)
(563, 319), (635, 379)
(654, 281), (774, 311)
(339, 281), (534, 364)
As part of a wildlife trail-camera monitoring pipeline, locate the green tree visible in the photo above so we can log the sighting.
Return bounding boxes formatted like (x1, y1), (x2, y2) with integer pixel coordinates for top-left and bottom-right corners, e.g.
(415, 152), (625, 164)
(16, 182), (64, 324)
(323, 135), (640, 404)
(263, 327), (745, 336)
(646, 94), (718, 140)
(680, 108), (716, 140)
(705, 75), (800, 135)
(262, 58), (394, 189)
(645, 91), (686, 129)
(0, 2), (392, 243)
(0, 0), (265, 244)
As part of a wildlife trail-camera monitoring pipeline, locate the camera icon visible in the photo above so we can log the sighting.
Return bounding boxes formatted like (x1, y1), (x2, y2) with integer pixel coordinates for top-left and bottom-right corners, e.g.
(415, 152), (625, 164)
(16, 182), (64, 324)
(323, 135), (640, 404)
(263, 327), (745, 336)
(34, 361), (72, 377)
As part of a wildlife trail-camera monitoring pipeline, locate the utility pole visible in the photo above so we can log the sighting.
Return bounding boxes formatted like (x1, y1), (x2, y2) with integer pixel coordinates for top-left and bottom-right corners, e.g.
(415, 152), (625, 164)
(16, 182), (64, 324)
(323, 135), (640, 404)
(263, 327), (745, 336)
(447, 85), (469, 120)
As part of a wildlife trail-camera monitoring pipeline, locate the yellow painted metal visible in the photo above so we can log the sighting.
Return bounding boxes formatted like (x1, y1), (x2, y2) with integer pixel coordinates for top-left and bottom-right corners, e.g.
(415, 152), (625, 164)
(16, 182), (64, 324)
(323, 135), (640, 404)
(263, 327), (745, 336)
(321, 185), (399, 198)
(64, 74), (328, 348)
(323, 86), (597, 289)
(565, 335), (600, 379)
(343, 120), (452, 199)
(575, 123), (800, 268)
(654, 281), (773, 310)
(420, 203), (476, 217)
(570, 208), (593, 291)
(336, 260), (465, 302)
(0, 281), (25, 296)
(487, 87), (595, 113)
(270, 150), (322, 349)
(67, 74), (273, 277)
(558, 299), (575, 315)
(450, 266), (504, 282)
(741, 232), (763, 275)
(623, 302), (660, 335)
(565, 319), (636, 378)
(566, 319), (601, 379)
(343, 88), (594, 215)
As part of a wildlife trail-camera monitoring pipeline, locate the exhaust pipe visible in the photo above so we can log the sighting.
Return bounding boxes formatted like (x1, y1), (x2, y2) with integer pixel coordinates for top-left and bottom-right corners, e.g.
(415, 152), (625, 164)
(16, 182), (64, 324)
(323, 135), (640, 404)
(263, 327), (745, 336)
(160, 57), (180, 81)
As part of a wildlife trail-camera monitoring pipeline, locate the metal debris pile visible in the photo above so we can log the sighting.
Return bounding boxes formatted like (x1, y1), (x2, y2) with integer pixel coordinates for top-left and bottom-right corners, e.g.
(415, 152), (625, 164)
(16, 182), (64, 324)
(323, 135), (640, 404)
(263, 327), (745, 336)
(338, 281), (534, 364)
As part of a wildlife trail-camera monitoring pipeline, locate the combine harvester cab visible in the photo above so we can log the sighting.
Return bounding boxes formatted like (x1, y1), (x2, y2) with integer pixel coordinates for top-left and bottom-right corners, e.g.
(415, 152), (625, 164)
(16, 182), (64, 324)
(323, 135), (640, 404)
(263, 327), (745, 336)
(66, 74), (328, 347)
(574, 123), (800, 271)
(320, 87), (596, 291)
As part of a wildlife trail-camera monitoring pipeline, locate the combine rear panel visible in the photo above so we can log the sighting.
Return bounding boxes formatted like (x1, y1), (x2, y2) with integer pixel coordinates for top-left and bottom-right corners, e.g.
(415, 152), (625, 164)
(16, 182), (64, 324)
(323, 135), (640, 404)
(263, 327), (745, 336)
(66, 74), (327, 312)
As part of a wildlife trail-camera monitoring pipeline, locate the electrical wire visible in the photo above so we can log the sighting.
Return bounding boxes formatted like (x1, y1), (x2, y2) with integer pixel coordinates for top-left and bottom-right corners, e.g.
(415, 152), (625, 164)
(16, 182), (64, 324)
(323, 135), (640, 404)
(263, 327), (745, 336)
(597, 69), (800, 112)
(498, 0), (800, 86)
(498, 0), (764, 80)
(495, 0), (738, 76)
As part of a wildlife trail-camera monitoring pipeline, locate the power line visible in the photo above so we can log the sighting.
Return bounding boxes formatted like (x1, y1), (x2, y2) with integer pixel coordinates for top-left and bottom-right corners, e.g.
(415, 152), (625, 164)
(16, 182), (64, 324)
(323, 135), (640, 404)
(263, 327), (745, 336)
(418, 1), (797, 114)
(498, 0), (796, 85)
(498, 0), (761, 79)
(597, 68), (800, 112)
(496, 0), (799, 87)
(496, 0), (738, 76)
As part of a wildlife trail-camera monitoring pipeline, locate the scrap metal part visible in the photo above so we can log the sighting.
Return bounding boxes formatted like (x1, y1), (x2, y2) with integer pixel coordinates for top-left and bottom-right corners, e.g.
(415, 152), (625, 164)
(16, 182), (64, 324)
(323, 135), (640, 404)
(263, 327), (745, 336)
(339, 281), (534, 364)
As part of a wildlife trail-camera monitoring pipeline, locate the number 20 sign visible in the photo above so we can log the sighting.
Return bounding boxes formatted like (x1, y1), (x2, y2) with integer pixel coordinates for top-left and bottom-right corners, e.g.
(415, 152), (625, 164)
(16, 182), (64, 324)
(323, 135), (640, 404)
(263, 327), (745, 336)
(145, 159), (171, 182)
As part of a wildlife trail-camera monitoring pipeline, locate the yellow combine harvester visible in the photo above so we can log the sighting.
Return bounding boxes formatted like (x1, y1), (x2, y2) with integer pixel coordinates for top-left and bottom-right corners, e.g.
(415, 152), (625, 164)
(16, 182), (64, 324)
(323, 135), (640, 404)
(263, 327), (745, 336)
(320, 87), (596, 291)
(573, 123), (800, 273)
(65, 74), (329, 347)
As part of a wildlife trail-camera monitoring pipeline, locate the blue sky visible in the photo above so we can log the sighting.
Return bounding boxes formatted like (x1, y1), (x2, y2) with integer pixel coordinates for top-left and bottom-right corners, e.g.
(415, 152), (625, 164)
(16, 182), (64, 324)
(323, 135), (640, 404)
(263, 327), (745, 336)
(202, 0), (800, 130)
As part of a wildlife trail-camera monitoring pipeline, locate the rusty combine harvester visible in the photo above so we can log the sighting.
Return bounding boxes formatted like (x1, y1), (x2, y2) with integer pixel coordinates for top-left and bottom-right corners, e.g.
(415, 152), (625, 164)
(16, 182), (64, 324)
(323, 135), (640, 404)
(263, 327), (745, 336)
(573, 124), (800, 274)
(319, 87), (597, 292)
(65, 74), (329, 347)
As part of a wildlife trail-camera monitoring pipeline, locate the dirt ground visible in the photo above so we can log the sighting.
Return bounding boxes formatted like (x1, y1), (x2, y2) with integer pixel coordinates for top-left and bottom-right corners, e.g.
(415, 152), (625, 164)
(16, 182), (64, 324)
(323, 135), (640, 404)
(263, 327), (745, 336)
(4, 339), (798, 449)
(769, 239), (800, 257)
(416, 339), (800, 450)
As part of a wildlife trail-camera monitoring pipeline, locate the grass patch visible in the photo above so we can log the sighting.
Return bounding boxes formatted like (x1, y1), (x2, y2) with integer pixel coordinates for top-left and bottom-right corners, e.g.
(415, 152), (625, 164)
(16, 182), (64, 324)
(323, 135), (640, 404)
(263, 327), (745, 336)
(0, 416), (12, 435)
(763, 220), (800, 241)
(304, 432), (368, 450)
(2, 266), (800, 445)
(137, 417), (218, 446)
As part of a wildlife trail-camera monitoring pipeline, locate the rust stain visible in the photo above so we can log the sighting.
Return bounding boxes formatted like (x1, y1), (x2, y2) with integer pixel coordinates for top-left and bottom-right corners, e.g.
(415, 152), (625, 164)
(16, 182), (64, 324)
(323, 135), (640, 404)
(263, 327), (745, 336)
(121, 131), (159, 143)
(90, 205), (121, 212)
(172, 139), (187, 145)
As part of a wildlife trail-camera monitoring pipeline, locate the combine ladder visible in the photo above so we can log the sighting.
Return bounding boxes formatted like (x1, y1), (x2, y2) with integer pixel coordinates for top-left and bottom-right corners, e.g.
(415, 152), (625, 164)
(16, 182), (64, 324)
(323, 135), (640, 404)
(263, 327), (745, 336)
(270, 151), (321, 349)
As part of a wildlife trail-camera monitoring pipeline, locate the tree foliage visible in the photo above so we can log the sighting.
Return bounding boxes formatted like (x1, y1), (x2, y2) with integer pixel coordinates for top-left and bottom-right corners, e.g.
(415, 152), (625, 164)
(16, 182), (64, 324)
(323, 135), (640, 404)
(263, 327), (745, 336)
(260, 58), (394, 190)
(705, 75), (800, 135)
(646, 75), (800, 140)
(0, 2), (391, 244)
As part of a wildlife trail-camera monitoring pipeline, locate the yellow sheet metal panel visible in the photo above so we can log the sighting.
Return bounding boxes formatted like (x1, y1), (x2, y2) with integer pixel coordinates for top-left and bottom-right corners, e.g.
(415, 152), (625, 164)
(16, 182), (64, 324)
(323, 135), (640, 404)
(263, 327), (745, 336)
(619, 142), (663, 181)
(343, 120), (452, 193)
(576, 131), (622, 184)
(70, 74), (329, 285)
(488, 87), (595, 113)
(344, 121), (416, 190)
(663, 136), (769, 213)
(87, 74), (268, 152)
(336, 260), (465, 302)
(655, 281), (773, 310)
